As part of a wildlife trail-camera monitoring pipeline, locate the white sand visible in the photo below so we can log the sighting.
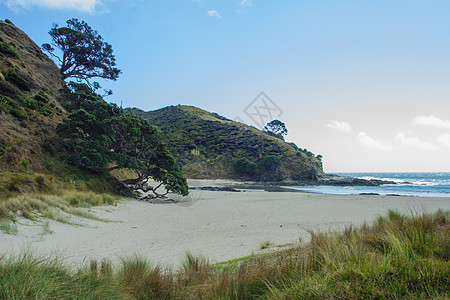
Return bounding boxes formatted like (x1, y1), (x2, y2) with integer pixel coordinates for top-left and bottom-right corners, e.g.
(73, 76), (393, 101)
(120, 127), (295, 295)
(0, 184), (449, 268)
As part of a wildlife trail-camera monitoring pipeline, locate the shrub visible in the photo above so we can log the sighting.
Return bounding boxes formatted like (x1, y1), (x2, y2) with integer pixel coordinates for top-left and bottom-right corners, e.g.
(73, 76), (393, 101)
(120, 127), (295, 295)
(4, 67), (33, 91)
(258, 155), (280, 172)
(234, 157), (258, 175)
(34, 89), (49, 103)
(19, 158), (29, 168)
(23, 91), (53, 115)
(0, 43), (19, 59)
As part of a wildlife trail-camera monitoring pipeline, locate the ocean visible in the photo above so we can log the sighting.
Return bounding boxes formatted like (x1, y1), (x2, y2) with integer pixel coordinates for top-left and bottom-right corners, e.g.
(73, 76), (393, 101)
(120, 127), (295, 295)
(284, 172), (450, 197)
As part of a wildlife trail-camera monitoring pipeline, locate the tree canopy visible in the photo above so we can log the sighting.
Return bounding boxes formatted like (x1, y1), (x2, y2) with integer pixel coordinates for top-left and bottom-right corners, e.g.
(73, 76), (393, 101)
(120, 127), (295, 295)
(263, 119), (288, 140)
(42, 19), (120, 86)
(57, 82), (188, 196)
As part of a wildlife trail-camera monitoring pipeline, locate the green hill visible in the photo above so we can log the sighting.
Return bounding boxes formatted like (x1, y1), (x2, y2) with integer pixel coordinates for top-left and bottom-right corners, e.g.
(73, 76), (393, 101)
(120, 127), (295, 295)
(128, 105), (324, 181)
(0, 19), (66, 173)
(0, 20), (124, 197)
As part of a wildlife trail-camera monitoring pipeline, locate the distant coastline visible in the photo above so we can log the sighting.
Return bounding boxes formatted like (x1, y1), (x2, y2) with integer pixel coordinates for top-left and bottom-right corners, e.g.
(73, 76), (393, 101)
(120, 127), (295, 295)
(191, 173), (450, 198)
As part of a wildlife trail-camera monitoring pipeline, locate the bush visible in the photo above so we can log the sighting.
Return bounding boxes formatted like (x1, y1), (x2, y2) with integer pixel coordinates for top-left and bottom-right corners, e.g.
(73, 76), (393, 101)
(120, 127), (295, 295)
(259, 155), (280, 172)
(24, 92), (53, 116)
(34, 89), (49, 103)
(4, 67), (33, 91)
(19, 158), (29, 168)
(234, 157), (258, 175)
(0, 43), (19, 59)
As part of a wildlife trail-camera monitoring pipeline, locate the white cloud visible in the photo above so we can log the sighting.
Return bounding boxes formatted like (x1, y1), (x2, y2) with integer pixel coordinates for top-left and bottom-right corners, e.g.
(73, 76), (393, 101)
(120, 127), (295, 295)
(437, 133), (450, 148)
(396, 132), (439, 151)
(326, 120), (352, 132)
(358, 132), (393, 151)
(414, 115), (450, 129)
(2, 0), (97, 12)
(241, 0), (253, 7)
(207, 10), (222, 19)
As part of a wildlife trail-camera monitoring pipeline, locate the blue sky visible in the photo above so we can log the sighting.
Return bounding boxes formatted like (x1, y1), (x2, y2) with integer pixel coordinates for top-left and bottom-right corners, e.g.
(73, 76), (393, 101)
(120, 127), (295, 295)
(2, 0), (450, 172)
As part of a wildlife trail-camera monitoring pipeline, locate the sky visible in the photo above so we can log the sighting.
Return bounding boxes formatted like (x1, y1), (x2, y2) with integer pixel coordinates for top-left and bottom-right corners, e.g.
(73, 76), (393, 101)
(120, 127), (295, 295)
(1, 0), (450, 172)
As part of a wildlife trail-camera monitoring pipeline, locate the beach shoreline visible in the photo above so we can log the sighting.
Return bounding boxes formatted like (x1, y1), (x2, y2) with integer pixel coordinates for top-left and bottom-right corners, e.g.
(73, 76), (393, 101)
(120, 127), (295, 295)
(0, 185), (449, 268)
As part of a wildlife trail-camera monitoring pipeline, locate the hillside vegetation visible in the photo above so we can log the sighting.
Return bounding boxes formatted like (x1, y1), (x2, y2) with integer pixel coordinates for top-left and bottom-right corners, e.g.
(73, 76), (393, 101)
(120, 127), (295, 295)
(0, 20), (123, 197)
(0, 20), (190, 202)
(129, 105), (324, 181)
(0, 20), (66, 173)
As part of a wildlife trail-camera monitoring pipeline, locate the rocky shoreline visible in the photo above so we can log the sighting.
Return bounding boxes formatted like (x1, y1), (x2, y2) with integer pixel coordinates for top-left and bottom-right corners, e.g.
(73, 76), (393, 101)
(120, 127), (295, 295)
(188, 174), (398, 192)
(312, 174), (397, 186)
(237, 174), (396, 187)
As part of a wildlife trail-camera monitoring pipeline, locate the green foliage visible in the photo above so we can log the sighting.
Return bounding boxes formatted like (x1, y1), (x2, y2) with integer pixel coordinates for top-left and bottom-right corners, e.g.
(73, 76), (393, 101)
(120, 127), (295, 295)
(259, 155), (280, 172)
(0, 43), (19, 59)
(19, 158), (29, 168)
(42, 18), (120, 86)
(263, 119), (288, 140)
(23, 90), (53, 116)
(129, 106), (301, 181)
(58, 83), (188, 195)
(0, 95), (26, 120)
(0, 253), (126, 299)
(3, 66), (32, 91)
(234, 157), (258, 175)
(33, 89), (49, 103)
(234, 155), (281, 178)
(0, 89), (54, 120)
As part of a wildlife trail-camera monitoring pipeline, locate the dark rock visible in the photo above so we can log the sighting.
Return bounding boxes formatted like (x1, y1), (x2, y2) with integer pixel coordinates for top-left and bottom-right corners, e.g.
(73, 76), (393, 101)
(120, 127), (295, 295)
(191, 186), (240, 192)
(308, 174), (396, 187)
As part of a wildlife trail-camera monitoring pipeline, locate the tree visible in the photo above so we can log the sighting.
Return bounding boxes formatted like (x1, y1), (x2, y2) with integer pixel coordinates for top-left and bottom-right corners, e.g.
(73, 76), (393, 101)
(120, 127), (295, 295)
(42, 19), (120, 87)
(259, 155), (280, 172)
(263, 119), (287, 140)
(234, 157), (258, 175)
(57, 82), (188, 197)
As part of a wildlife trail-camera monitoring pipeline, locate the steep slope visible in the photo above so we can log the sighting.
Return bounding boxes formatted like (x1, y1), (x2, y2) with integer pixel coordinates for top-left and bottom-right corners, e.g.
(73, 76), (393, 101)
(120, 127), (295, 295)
(0, 20), (120, 197)
(0, 19), (66, 173)
(128, 105), (324, 181)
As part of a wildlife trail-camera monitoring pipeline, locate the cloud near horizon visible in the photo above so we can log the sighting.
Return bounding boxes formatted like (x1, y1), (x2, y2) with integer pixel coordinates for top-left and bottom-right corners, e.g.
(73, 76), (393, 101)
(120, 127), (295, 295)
(414, 115), (450, 129)
(326, 120), (352, 132)
(2, 0), (97, 12)
(207, 10), (222, 19)
(358, 132), (393, 151)
(396, 132), (439, 151)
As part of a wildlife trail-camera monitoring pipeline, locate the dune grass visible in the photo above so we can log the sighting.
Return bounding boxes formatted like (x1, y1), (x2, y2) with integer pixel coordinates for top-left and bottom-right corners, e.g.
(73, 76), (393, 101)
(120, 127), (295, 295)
(0, 190), (122, 232)
(0, 210), (448, 299)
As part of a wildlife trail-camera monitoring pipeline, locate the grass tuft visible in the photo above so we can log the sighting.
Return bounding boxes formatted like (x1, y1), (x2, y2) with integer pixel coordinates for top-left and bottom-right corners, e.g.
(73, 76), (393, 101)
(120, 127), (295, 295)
(0, 219), (17, 234)
(0, 190), (122, 233)
(118, 255), (173, 299)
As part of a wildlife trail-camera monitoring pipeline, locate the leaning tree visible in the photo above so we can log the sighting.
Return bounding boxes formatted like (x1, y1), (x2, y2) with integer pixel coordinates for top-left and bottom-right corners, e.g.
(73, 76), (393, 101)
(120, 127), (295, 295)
(57, 82), (189, 197)
(42, 18), (120, 88)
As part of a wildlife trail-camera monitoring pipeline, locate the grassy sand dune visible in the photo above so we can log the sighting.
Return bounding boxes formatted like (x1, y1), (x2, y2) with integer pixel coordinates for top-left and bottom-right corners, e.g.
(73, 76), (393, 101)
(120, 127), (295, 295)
(0, 210), (448, 299)
(0, 190), (121, 234)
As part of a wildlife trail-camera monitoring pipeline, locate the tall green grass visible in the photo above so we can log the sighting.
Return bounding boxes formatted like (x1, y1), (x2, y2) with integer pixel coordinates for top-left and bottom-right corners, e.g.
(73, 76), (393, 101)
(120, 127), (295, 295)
(0, 252), (126, 299)
(0, 210), (448, 299)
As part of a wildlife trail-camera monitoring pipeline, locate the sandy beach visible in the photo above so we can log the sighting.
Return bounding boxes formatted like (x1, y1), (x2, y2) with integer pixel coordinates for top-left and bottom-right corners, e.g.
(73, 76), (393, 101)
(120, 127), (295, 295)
(1, 181), (449, 268)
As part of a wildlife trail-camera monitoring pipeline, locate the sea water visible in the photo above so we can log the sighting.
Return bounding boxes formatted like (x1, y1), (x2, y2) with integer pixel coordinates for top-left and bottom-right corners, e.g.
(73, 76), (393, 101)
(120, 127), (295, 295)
(285, 173), (450, 197)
